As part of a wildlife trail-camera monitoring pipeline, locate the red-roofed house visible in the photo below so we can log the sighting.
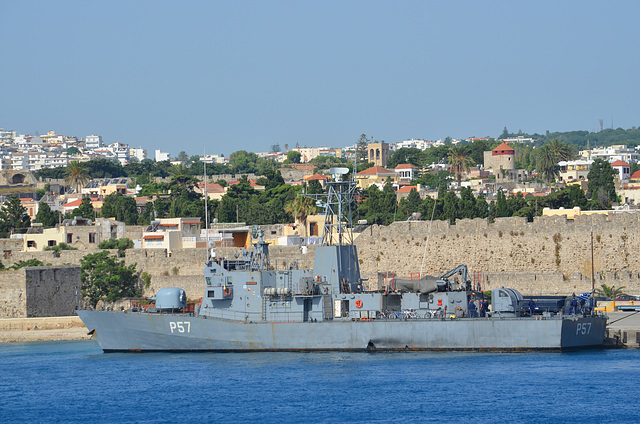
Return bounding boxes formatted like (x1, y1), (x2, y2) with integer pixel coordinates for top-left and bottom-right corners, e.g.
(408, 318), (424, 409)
(20, 198), (38, 221)
(356, 166), (397, 189)
(394, 164), (418, 182)
(62, 197), (102, 215)
(395, 185), (422, 202)
(630, 170), (640, 182)
(611, 160), (630, 182)
(196, 182), (226, 201)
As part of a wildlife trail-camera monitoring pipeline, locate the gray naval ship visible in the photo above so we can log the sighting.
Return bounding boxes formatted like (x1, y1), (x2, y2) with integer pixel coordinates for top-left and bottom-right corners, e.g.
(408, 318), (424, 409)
(77, 168), (607, 352)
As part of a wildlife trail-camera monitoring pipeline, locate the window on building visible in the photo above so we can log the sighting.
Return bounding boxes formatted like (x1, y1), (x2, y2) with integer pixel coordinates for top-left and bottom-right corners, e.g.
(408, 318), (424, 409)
(208, 290), (215, 298)
(66, 233), (73, 244)
(310, 222), (318, 236)
(89, 233), (96, 243)
(27, 241), (36, 248)
(3, 250), (11, 259)
(48, 240), (57, 247)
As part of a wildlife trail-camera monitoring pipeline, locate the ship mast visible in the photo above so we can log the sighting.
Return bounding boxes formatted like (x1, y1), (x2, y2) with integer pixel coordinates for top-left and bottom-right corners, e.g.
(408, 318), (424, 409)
(304, 167), (357, 246)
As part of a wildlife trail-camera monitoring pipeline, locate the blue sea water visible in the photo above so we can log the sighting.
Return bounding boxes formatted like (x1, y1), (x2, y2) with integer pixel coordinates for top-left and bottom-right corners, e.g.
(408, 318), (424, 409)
(1, 341), (639, 424)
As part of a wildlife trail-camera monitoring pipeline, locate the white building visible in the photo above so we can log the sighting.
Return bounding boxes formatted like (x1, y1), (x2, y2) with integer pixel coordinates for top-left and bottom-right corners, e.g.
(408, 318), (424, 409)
(200, 154), (226, 164)
(155, 149), (170, 162)
(10, 152), (29, 170)
(611, 160), (631, 182)
(583, 145), (640, 164)
(394, 139), (431, 151)
(85, 135), (103, 150)
(130, 147), (147, 162)
(0, 129), (17, 144)
(558, 159), (593, 183)
(108, 142), (130, 164)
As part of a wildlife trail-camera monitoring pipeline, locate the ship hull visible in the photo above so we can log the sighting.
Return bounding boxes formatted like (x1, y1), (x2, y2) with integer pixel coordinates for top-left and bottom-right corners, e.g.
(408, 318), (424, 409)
(77, 311), (606, 352)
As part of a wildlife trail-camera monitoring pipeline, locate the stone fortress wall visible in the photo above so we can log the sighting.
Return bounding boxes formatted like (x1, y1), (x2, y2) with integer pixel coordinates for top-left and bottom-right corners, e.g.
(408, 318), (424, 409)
(354, 212), (640, 296)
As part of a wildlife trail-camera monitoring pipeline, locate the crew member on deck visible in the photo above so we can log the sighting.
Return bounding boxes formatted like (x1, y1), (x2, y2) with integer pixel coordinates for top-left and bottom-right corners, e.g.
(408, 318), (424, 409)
(468, 298), (477, 318)
(570, 294), (578, 315)
(479, 297), (488, 317)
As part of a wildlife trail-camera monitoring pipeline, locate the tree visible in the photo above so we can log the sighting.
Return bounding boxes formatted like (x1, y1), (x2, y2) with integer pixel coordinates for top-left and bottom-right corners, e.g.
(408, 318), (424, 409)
(284, 195), (317, 237)
(34, 202), (59, 227)
(67, 147), (80, 155)
(43, 242), (76, 257)
(286, 151), (301, 164)
(80, 251), (140, 307)
(0, 195), (31, 237)
(458, 187), (477, 219)
(535, 140), (575, 183)
(587, 159), (616, 208)
(388, 148), (422, 169)
(65, 161), (89, 193)
(442, 191), (459, 224)
(357, 134), (369, 164)
(270, 144), (281, 153)
(175, 151), (189, 163)
(98, 238), (134, 257)
(71, 197), (95, 220)
(595, 284), (626, 300)
(547, 139), (575, 162)
(83, 158), (126, 179)
(495, 190), (509, 218)
(404, 188), (422, 217)
(447, 145), (475, 187)
(535, 145), (560, 182)
(228, 150), (261, 174)
(101, 193), (139, 225)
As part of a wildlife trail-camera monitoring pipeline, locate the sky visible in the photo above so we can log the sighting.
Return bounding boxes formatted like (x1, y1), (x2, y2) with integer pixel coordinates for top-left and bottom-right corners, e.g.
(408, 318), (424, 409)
(2, 1), (639, 157)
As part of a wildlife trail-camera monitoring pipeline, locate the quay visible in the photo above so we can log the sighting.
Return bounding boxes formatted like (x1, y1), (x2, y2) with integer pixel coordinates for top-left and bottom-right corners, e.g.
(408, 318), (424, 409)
(0, 316), (90, 343)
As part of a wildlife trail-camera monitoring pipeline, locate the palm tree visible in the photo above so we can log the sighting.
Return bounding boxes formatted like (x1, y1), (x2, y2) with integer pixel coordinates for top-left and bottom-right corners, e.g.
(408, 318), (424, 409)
(285, 196), (317, 237)
(595, 284), (626, 300)
(446, 146), (474, 187)
(535, 139), (575, 183)
(65, 161), (89, 193)
(535, 145), (560, 182)
(547, 139), (574, 162)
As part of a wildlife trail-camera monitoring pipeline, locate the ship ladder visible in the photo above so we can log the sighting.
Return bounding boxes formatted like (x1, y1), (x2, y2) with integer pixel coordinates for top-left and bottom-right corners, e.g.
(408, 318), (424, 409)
(261, 294), (267, 321)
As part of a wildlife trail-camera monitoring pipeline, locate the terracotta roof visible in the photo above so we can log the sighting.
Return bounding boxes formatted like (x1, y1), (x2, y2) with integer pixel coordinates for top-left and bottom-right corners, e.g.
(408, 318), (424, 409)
(303, 174), (328, 181)
(357, 166), (395, 176)
(228, 179), (262, 187)
(611, 160), (630, 167)
(62, 198), (98, 208)
(395, 164), (417, 170)
(396, 185), (417, 193)
(631, 171), (640, 179)
(198, 182), (225, 193)
(493, 142), (514, 152)
(143, 234), (164, 240)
